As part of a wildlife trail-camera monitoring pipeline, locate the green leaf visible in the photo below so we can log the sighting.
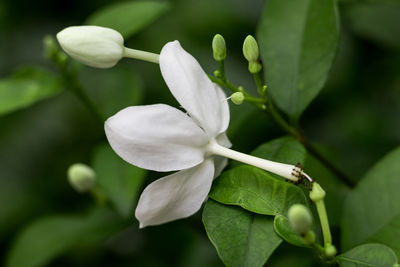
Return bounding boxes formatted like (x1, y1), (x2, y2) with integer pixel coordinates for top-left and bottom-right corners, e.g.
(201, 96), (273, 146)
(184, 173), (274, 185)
(80, 64), (144, 118)
(274, 214), (308, 247)
(337, 243), (398, 267)
(92, 144), (147, 218)
(257, 0), (340, 119)
(343, 3), (400, 49)
(202, 199), (282, 267)
(0, 67), (63, 116)
(342, 147), (400, 258)
(251, 136), (306, 179)
(86, 1), (170, 39)
(209, 165), (308, 215)
(6, 207), (124, 267)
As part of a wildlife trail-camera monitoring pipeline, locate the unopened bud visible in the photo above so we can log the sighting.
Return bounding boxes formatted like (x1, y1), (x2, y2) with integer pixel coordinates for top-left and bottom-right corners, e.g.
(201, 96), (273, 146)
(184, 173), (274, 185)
(214, 70), (221, 78)
(57, 25), (124, 68)
(248, 61), (262, 74)
(243, 35), (259, 62)
(325, 243), (337, 257)
(67, 163), (96, 193)
(288, 204), (313, 235)
(303, 230), (316, 244)
(212, 34), (226, 61)
(310, 182), (326, 202)
(231, 92), (244, 105)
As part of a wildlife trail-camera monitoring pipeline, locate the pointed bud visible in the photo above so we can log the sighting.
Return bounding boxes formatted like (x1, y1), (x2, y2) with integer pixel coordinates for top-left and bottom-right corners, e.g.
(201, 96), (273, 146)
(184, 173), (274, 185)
(288, 204), (313, 235)
(231, 92), (244, 105)
(212, 34), (227, 61)
(57, 26), (124, 68)
(243, 35), (259, 62)
(310, 182), (326, 202)
(67, 163), (96, 193)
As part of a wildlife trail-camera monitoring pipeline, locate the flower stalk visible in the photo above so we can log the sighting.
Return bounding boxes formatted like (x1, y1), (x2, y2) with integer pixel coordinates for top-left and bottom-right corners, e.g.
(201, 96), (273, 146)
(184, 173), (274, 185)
(123, 47), (160, 64)
(206, 139), (301, 181)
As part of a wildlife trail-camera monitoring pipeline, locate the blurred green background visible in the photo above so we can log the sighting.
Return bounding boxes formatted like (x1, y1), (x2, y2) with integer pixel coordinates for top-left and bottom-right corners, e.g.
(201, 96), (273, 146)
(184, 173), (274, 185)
(1, 0), (400, 266)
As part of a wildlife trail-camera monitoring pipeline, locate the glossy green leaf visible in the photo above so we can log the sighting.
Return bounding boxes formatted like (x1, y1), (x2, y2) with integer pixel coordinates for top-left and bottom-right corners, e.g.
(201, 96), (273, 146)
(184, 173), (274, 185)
(257, 0), (340, 119)
(251, 136), (306, 181)
(337, 243), (398, 267)
(0, 67), (63, 116)
(203, 199), (282, 267)
(209, 165), (308, 215)
(343, 2), (400, 49)
(93, 144), (147, 218)
(86, 1), (170, 39)
(342, 147), (400, 257)
(80, 64), (144, 118)
(274, 214), (308, 247)
(6, 207), (124, 267)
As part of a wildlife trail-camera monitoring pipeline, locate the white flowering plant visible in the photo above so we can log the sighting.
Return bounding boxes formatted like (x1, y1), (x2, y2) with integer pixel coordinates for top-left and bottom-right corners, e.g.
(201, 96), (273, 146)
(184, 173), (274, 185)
(1, 1), (400, 267)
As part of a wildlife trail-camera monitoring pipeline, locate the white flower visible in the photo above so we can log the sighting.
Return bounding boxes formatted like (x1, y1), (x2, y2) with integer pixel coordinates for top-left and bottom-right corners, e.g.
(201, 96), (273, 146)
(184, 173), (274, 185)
(57, 26), (124, 68)
(105, 41), (301, 228)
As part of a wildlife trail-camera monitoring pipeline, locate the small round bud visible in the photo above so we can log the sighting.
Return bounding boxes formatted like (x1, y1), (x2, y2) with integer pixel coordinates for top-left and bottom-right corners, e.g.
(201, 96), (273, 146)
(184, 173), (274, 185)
(243, 35), (259, 62)
(310, 182), (326, 202)
(262, 85), (268, 93)
(57, 25), (124, 68)
(231, 92), (245, 105)
(303, 231), (316, 244)
(248, 61), (262, 74)
(288, 204), (313, 235)
(212, 34), (226, 61)
(214, 70), (221, 78)
(324, 243), (337, 257)
(67, 163), (96, 193)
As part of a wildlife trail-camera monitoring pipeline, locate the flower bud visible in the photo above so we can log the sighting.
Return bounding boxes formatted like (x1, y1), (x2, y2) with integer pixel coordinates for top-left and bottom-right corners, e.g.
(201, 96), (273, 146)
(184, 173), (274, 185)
(67, 163), (96, 193)
(310, 182), (326, 202)
(231, 92), (244, 105)
(56, 26), (124, 68)
(243, 35), (259, 62)
(212, 34), (226, 61)
(303, 230), (316, 244)
(324, 243), (337, 257)
(288, 204), (313, 235)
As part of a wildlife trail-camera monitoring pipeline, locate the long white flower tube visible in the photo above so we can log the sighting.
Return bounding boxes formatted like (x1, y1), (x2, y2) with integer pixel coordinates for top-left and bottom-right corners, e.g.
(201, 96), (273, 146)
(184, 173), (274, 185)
(104, 40), (304, 228)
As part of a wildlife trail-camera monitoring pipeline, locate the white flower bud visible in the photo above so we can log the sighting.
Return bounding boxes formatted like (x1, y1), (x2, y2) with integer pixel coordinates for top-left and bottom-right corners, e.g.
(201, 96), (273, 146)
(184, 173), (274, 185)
(56, 25), (124, 68)
(67, 163), (96, 193)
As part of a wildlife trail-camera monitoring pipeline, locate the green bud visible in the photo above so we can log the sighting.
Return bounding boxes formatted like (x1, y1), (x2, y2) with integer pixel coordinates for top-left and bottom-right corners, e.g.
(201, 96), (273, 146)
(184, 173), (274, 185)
(309, 182), (326, 202)
(214, 70), (221, 78)
(231, 92), (245, 105)
(243, 35), (259, 62)
(67, 163), (96, 193)
(288, 204), (313, 235)
(212, 34), (227, 61)
(324, 243), (337, 257)
(248, 61), (262, 74)
(303, 231), (316, 244)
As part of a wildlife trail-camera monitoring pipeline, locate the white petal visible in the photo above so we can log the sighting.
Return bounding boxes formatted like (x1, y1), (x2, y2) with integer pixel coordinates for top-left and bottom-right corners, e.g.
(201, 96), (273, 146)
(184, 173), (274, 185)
(160, 41), (230, 137)
(135, 159), (215, 227)
(105, 104), (208, 172)
(213, 156), (228, 179)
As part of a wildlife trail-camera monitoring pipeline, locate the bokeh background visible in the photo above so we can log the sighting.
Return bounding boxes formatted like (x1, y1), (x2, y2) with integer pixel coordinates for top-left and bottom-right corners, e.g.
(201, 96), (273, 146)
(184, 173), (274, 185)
(1, 0), (400, 266)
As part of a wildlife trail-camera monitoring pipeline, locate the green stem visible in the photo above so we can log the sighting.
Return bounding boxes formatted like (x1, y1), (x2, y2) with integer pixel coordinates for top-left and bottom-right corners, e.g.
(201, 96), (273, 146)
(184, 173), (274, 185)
(315, 200), (332, 245)
(218, 60), (226, 81)
(253, 72), (264, 97)
(123, 47), (160, 64)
